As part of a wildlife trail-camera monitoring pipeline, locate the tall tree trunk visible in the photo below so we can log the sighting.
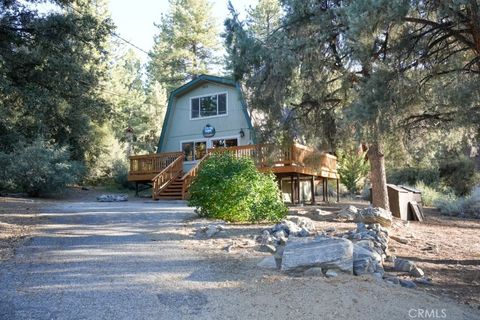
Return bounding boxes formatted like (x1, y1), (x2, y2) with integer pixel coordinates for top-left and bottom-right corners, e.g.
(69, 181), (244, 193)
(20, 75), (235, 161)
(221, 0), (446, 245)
(367, 141), (389, 210)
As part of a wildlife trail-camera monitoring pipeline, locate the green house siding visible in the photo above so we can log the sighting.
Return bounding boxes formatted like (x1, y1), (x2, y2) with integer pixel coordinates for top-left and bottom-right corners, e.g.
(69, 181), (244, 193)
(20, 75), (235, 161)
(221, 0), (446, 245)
(157, 75), (254, 171)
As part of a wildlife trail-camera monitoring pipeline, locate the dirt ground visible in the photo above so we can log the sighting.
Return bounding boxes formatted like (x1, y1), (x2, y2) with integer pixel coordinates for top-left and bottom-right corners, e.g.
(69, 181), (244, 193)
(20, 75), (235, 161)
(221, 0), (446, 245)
(1, 188), (479, 314)
(183, 201), (480, 311)
(0, 197), (44, 262)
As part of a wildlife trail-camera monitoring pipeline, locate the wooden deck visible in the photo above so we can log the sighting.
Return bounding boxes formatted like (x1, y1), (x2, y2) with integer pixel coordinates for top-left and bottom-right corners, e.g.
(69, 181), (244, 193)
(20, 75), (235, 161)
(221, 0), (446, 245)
(128, 143), (339, 202)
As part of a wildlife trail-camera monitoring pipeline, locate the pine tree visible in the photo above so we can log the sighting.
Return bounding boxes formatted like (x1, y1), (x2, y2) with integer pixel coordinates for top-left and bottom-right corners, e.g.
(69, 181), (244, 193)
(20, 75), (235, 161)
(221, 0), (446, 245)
(225, 0), (480, 209)
(148, 0), (221, 93)
(246, 0), (282, 40)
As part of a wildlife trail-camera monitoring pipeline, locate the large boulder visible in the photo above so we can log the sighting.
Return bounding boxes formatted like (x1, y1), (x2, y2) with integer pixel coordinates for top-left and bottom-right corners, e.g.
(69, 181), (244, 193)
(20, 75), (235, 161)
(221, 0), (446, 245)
(355, 207), (392, 228)
(280, 237), (353, 273)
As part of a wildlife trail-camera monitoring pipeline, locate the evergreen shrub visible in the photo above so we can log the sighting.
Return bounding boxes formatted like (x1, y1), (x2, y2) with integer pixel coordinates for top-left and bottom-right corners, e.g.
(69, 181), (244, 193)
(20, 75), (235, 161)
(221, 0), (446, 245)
(0, 139), (83, 196)
(187, 153), (287, 223)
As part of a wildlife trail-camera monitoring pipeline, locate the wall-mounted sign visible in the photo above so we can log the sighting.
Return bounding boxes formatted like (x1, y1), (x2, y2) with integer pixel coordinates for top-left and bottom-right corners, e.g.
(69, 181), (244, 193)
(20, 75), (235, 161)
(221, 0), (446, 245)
(202, 124), (216, 138)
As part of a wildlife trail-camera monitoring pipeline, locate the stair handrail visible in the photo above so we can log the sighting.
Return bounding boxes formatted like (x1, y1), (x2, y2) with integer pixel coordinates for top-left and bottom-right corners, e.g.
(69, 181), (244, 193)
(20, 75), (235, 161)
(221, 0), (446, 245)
(151, 154), (184, 199)
(181, 153), (210, 199)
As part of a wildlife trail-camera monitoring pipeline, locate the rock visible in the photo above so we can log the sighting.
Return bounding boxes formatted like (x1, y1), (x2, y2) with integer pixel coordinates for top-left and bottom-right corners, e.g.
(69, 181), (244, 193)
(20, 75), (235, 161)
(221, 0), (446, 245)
(296, 227), (312, 237)
(259, 244), (277, 254)
(205, 225), (219, 238)
(325, 270), (338, 278)
(384, 276), (400, 285)
(355, 207), (392, 228)
(96, 194), (128, 202)
(337, 205), (358, 221)
(325, 226), (336, 233)
(260, 230), (273, 245)
(399, 279), (417, 289)
(274, 245), (285, 269)
(287, 216), (316, 232)
(410, 266), (424, 278)
(303, 267), (324, 277)
(199, 224), (225, 238)
(394, 259), (415, 272)
(414, 277), (432, 285)
(372, 272), (384, 281)
(273, 220), (301, 236)
(390, 235), (410, 244)
(257, 256), (278, 269)
(280, 237), (353, 273)
(353, 244), (382, 276)
(385, 255), (396, 263)
(313, 209), (330, 217)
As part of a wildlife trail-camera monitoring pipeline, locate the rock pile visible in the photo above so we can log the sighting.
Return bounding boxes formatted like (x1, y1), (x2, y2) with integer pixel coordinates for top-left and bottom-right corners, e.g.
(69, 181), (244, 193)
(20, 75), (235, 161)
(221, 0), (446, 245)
(257, 207), (427, 288)
(96, 194), (128, 202)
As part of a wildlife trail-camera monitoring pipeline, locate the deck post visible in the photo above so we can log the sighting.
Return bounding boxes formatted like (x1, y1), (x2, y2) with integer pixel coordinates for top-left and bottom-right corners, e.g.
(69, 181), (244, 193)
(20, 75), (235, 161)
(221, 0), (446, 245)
(296, 174), (301, 204)
(322, 178), (326, 202)
(290, 175), (295, 205)
(336, 179), (340, 202)
(311, 176), (315, 205)
(326, 178), (329, 202)
(135, 182), (139, 197)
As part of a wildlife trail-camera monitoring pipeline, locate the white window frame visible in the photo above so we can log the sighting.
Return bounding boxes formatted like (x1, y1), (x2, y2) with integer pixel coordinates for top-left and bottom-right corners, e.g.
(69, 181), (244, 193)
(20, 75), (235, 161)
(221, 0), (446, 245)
(190, 92), (228, 120)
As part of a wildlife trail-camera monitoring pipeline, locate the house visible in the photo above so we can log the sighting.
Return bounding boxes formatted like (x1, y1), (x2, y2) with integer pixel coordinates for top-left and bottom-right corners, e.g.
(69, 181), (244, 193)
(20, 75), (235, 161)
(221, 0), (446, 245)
(128, 75), (339, 203)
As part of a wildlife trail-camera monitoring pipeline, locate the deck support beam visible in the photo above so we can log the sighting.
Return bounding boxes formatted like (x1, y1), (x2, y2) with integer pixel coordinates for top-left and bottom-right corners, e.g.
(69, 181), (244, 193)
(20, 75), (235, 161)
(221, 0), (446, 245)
(290, 175), (295, 205)
(336, 179), (340, 202)
(311, 176), (315, 205)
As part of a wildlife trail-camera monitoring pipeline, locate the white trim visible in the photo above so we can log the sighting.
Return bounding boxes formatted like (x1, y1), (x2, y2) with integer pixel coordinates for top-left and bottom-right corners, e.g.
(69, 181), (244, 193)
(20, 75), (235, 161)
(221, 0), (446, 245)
(189, 91), (228, 120)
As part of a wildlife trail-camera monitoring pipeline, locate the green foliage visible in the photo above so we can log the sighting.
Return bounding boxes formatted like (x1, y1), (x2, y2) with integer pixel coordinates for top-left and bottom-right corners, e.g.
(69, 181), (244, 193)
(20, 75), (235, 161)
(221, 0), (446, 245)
(0, 139), (83, 196)
(434, 187), (480, 218)
(111, 159), (133, 189)
(413, 181), (446, 207)
(187, 153), (287, 222)
(338, 151), (370, 194)
(387, 167), (440, 187)
(0, 0), (113, 159)
(148, 0), (221, 93)
(439, 156), (478, 196)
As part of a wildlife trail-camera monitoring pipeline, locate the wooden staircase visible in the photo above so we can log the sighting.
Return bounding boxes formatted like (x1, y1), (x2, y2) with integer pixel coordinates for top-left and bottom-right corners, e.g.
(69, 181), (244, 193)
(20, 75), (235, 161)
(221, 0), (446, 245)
(154, 177), (184, 200)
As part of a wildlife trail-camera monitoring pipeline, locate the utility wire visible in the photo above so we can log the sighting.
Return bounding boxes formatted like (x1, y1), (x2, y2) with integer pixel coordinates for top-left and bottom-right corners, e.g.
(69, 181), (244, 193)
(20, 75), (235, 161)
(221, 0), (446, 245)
(62, 2), (152, 57)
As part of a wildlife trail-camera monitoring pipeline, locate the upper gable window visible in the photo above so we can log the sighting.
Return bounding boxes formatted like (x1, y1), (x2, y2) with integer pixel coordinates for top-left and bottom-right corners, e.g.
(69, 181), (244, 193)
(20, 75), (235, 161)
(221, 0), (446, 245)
(191, 93), (227, 119)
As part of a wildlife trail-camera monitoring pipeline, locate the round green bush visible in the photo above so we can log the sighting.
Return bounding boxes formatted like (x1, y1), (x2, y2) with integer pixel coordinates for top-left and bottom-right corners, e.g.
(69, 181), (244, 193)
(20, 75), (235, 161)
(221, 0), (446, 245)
(187, 153), (287, 223)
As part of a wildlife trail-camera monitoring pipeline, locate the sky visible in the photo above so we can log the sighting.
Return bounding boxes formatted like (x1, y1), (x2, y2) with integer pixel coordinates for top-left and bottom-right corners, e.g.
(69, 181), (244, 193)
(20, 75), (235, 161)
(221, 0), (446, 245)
(108, 0), (257, 61)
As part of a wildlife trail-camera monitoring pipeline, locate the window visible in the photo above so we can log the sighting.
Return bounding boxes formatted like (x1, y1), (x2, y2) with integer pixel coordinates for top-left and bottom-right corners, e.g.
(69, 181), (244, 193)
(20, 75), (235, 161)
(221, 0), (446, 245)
(212, 138), (238, 148)
(191, 93), (227, 119)
(182, 141), (207, 161)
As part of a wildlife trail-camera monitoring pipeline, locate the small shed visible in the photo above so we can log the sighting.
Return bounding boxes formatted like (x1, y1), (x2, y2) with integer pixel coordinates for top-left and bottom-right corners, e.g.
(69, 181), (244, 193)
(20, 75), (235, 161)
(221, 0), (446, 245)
(400, 185), (422, 205)
(387, 184), (411, 220)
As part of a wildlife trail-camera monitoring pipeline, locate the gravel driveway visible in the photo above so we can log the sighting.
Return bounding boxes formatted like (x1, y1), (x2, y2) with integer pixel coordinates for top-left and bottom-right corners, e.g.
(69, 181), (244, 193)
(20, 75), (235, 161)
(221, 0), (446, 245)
(0, 200), (478, 320)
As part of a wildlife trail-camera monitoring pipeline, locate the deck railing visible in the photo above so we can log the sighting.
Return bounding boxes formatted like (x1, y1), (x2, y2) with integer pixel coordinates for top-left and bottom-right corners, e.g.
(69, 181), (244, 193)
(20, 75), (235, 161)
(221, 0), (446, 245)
(181, 153), (211, 199)
(151, 154), (184, 199)
(129, 152), (183, 177)
(208, 143), (337, 173)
